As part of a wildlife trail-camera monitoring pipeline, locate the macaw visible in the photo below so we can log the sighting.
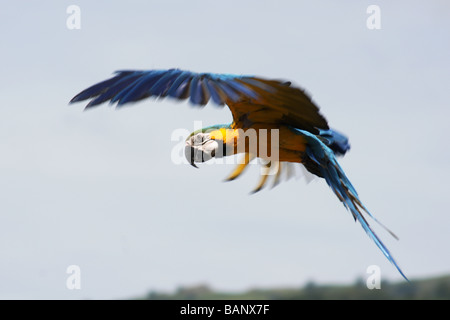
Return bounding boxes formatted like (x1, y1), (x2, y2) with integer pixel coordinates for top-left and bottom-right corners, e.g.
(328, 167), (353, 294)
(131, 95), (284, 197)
(70, 68), (407, 280)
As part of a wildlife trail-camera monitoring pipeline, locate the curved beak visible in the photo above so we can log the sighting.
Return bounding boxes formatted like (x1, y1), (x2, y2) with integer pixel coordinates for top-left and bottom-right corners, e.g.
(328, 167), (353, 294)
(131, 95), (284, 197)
(185, 133), (219, 168)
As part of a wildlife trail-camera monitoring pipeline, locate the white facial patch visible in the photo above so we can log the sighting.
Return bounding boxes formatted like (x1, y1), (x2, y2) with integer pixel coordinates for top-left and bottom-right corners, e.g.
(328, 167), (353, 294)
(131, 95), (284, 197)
(185, 133), (219, 164)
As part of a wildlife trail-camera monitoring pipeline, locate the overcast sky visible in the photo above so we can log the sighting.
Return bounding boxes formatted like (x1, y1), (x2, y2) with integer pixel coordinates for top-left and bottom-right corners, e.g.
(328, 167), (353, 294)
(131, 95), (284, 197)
(0, 1), (449, 299)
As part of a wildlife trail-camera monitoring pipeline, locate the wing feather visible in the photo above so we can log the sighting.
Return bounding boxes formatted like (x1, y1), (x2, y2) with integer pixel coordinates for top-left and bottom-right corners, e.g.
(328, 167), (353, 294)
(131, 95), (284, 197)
(70, 68), (329, 132)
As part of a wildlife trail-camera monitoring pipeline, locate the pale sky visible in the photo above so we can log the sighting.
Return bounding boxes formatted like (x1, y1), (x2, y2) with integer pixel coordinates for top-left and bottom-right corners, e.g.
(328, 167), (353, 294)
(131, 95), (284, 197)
(0, 1), (449, 299)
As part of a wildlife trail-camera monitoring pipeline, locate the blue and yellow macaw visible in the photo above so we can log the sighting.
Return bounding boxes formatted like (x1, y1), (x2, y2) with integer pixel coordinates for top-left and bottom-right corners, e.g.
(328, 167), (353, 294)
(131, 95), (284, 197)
(70, 68), (407, 280)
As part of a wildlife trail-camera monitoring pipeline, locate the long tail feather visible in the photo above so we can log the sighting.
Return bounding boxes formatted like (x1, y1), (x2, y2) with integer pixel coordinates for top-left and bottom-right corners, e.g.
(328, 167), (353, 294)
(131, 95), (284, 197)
(296, 129), (408, 281)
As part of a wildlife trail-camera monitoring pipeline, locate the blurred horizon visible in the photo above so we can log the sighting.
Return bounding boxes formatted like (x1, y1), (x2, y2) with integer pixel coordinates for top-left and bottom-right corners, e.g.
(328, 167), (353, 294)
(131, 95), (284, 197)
(138, 273), (450, 300)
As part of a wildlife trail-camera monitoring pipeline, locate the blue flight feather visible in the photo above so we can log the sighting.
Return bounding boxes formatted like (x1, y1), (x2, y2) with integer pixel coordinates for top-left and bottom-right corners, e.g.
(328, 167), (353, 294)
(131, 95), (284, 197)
(167, 71), (192, 98)
(70, 71), (134, 103)
(90, 72), (144, 107)
(205, 79), (226, 105)
(198, 78), (211, 105)
(106, 72), (146, 103)
(117, 70), (166, 105)
(149, 69), (183, 96)
(70, 69), (263, 108)
(189, 75), (204, 105)
(168, 73), (192, 99)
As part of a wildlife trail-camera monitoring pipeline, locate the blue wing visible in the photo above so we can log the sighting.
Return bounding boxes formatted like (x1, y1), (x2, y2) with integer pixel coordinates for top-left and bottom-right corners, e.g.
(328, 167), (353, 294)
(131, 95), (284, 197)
(70, 68), (331, 135)
(295, 128), (408, 281)
(70, 68), (260, 108)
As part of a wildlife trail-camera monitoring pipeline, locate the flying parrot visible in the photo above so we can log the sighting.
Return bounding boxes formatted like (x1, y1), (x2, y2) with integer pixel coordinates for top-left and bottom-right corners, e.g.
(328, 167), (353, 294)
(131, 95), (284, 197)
(70, 68), (407, 280)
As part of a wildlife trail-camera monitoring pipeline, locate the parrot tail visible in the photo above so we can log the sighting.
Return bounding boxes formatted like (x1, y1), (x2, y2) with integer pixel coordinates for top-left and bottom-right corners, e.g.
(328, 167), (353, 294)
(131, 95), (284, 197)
(296, 128), (408, 281)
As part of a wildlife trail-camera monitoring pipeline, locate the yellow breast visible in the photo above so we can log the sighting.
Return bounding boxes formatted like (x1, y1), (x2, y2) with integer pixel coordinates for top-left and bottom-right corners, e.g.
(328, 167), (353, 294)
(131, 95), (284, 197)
(208, 125), (306, 163)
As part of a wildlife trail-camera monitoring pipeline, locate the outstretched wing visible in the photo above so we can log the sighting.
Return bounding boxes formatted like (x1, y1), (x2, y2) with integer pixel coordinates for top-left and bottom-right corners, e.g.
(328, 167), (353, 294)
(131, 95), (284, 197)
(70, 68), (329, 134)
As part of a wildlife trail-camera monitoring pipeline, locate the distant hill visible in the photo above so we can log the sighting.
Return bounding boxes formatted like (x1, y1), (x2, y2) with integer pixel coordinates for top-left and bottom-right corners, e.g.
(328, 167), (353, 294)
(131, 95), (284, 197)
(140, 275), (450, 300)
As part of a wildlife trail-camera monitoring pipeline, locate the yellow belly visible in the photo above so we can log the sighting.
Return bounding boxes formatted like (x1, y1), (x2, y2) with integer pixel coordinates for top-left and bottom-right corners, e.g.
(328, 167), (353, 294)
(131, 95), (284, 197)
(209, 125), (306, 163)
